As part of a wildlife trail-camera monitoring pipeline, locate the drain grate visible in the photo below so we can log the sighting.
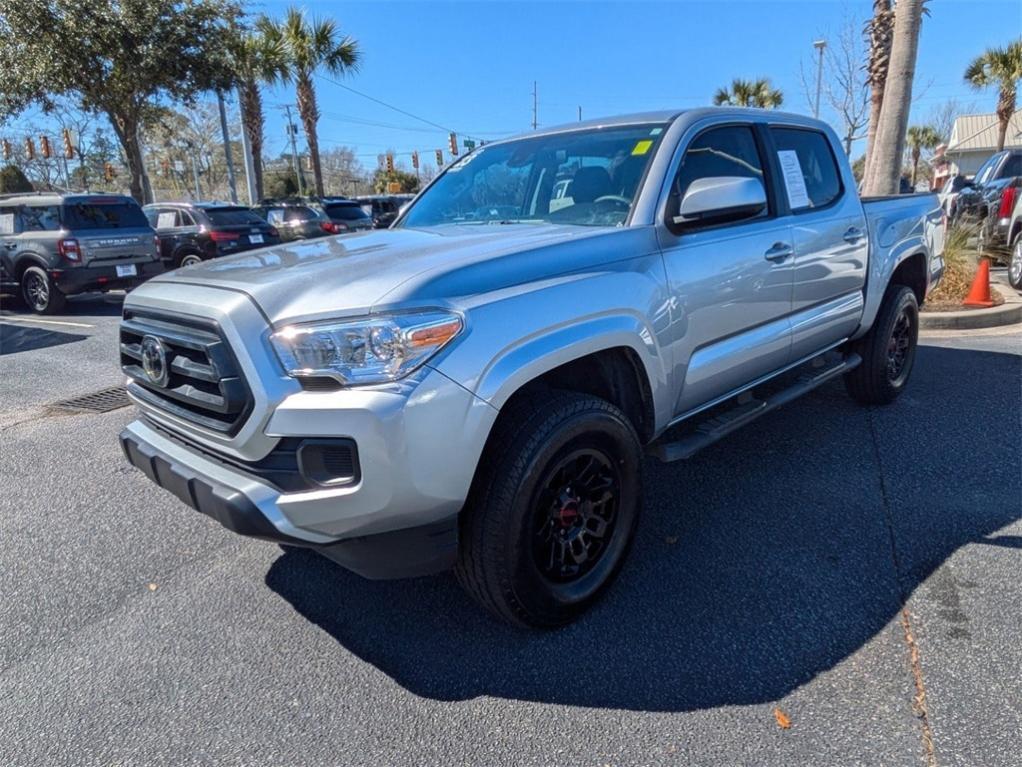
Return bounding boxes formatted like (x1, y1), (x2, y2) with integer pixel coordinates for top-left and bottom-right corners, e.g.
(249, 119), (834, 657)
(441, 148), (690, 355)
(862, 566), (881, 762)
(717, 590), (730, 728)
(49, 386), (132, 414)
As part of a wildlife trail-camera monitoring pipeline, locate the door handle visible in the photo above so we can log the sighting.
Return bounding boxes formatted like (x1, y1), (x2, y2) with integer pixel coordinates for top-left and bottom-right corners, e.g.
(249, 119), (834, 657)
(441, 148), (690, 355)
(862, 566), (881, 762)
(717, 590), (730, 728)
(764, 242), (794, 262)
(843, 227), (864, 244)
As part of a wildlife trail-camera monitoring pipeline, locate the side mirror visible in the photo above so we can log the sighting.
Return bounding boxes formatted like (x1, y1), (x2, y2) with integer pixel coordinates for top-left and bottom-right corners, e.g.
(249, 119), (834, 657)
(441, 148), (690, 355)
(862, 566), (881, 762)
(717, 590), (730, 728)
(669, 176), (767, 232)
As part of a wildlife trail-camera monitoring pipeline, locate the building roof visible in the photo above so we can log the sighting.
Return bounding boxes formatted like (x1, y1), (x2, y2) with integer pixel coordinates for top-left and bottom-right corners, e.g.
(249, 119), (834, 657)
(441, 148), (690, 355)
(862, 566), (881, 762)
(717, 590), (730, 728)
(947, 109), (1022, 153)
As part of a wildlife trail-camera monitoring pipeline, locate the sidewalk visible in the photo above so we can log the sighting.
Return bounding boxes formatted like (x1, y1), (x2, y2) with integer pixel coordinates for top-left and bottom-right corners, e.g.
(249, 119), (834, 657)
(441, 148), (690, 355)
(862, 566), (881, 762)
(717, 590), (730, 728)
(920, 267), (1022, 330)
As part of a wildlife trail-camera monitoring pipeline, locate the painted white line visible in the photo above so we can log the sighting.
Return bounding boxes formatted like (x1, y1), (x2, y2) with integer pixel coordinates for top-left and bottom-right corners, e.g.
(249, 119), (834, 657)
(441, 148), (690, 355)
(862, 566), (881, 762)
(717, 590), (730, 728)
(0, 316), (95, 329)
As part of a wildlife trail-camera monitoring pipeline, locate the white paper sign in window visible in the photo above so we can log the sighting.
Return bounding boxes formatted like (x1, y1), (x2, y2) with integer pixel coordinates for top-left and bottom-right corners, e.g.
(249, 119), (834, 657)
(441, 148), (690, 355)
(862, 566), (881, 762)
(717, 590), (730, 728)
(777, 150), (811, 210)
(156, 212), (177, 229)
(0, 213), (14, 235)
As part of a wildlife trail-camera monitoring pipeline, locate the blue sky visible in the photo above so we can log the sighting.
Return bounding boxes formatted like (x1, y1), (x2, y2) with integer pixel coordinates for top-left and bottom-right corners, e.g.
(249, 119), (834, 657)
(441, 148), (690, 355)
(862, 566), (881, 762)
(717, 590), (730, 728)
(5, 0), (1021, 171)
(250, 0), (1021, 169)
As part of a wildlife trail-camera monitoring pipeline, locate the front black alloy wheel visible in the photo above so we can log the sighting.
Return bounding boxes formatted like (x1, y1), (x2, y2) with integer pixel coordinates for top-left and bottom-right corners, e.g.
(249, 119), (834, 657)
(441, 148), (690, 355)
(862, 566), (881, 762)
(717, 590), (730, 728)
(456, 391), (642, 628)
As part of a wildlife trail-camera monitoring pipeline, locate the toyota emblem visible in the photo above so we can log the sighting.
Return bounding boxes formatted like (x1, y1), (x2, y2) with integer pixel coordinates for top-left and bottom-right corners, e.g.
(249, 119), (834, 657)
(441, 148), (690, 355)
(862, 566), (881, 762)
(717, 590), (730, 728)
(140, 335), (169, 388)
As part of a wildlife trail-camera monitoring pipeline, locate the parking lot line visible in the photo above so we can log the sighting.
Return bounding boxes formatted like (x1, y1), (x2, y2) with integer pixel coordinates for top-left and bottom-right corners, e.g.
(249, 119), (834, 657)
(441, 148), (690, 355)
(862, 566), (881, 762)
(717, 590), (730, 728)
(0, 316), (95, 329)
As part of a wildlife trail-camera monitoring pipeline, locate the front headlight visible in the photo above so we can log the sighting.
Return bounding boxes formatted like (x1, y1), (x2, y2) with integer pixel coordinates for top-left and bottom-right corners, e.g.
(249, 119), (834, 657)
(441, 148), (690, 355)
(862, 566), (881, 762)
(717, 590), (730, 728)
(269, 310), (463, 385)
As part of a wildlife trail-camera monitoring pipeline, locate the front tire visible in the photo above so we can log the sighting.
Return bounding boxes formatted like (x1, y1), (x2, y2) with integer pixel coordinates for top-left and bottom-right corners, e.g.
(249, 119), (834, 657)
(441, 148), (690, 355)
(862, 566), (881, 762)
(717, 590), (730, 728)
(844, 284), (919, 405)
(1009, 238), (1022, 290)
(456, 391), (643, 628)
(20, 266), (66, 315)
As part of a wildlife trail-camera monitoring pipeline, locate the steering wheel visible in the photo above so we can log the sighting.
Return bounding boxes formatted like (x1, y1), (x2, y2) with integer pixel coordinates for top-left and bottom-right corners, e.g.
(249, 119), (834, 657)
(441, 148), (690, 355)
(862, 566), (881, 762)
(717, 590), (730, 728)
(594, 195), (631, 207)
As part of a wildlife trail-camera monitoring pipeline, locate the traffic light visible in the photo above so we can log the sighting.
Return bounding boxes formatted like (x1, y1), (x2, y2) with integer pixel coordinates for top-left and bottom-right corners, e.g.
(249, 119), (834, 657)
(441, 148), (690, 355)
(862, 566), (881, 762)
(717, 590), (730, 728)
(24, 137), (35, 160)
(385, 153), (394, 173)
(2, 139), (11, 161)
(448, 133), (458, 156)
(104, 162), (115, 182)
(39, 135), (52, 159)
(435, 149), (443, 167)
(464, 139), (475, 151)
(411, 151), (419, 170)
(62, 128), (74, 159)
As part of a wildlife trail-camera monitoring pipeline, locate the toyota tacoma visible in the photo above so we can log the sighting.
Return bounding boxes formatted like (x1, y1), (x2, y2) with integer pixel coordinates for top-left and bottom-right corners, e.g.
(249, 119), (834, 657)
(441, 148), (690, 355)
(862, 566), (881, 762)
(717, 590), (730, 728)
(120, 109), (944, 627)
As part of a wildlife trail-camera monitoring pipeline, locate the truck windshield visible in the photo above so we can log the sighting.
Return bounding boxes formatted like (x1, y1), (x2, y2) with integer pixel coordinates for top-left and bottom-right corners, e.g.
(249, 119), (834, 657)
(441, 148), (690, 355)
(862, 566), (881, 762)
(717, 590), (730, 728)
(400, 123), (667, 228)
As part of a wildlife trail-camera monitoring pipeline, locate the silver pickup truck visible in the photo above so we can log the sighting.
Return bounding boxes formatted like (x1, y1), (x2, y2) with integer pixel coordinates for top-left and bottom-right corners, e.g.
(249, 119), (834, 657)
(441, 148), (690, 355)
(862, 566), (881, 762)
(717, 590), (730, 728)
(119, 108), (943, 627)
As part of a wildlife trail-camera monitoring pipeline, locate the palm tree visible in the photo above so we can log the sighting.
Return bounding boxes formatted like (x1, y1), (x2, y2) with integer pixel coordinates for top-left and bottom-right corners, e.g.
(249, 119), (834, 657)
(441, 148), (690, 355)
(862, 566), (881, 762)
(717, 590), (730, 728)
(269, 7), (360, 198)
(964, 40), (1022, 152)
(863, 0), (894, 177)
(905, 124), (942, 187)
(863, 0), (926, 196)
(712, 78), (784, 109)
(228, 25), (287, 202)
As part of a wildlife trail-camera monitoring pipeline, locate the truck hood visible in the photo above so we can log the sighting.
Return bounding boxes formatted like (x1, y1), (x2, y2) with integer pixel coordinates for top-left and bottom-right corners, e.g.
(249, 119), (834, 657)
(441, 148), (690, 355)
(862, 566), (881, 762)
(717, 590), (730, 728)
(150, 224), (622, 325)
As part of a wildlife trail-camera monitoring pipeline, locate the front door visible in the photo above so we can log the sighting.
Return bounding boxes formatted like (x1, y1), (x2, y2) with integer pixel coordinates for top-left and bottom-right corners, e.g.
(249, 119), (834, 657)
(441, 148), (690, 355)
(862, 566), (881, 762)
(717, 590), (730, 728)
(658, 123), (795, 416)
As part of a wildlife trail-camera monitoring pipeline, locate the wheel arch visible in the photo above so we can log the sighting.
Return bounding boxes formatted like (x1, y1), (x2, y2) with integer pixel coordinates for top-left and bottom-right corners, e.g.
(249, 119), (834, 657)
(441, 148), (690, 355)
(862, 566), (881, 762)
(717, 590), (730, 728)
(13, 252), (51, 280)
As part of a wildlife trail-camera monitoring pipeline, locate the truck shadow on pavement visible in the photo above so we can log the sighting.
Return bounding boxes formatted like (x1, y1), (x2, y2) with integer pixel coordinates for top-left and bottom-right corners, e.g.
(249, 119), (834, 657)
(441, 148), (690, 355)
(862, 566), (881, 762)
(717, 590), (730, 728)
(266, 345), (1021, 712)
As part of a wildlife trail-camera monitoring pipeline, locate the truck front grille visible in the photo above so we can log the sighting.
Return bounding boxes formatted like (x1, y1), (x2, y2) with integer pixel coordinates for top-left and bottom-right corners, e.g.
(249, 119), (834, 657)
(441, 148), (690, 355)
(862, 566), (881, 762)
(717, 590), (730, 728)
(120, 310), (251, 435)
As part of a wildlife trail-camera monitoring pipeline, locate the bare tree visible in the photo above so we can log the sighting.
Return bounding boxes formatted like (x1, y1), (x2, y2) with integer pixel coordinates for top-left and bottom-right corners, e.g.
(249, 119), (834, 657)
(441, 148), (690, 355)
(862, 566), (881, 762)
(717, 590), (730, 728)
(927, 97), (977, 144)
(800, 15), (870, 155)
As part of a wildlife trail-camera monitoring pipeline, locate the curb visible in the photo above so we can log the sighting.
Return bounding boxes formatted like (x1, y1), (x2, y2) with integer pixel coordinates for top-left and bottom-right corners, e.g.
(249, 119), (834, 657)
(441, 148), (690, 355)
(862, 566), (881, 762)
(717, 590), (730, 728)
(920, 269), (1022, 330)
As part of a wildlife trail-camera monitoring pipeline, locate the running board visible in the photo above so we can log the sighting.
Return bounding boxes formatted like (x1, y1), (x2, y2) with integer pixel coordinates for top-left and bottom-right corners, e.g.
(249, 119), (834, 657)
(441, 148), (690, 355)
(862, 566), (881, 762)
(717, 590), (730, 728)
(649, 353), (862, 463)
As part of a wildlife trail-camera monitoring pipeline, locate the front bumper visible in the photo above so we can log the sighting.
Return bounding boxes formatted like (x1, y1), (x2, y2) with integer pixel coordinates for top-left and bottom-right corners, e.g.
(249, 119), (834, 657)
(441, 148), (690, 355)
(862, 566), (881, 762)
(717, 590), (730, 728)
(120, 422), (459, 579)
(54, 259), (163, 295)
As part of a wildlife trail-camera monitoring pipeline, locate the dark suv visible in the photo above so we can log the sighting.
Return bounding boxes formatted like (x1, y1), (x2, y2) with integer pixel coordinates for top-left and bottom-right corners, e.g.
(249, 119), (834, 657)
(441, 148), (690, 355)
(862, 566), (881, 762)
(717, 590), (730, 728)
(144, 201), (281, 268)
(252, 200), (336, 242)
(354, 195), (413, 229)
(0, 192), (162, 314)
(317, 198), (374, 233)
(954, 149), (1022, 254)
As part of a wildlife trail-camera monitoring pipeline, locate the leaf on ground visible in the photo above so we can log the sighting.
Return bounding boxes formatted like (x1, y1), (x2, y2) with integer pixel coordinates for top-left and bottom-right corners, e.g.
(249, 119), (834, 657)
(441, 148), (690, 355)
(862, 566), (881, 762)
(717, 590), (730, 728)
(773, 707), (791, 729)
(147, 583), (158, 591)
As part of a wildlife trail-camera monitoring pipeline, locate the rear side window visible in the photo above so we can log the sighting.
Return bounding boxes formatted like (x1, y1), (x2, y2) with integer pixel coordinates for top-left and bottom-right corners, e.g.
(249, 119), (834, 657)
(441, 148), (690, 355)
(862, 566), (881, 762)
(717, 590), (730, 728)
(285, 206), (320, 222)
(323, 203), (370, 221)
(205, 207), (265, 226)
(770, 128), (842, 211)
(63, 201), (148, 229)
(19, 205), (62, 232)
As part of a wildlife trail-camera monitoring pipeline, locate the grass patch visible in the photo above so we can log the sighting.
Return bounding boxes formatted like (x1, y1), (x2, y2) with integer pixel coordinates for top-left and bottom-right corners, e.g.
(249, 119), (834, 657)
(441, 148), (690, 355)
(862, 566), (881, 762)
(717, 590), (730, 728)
(924, 224), (1003, 311)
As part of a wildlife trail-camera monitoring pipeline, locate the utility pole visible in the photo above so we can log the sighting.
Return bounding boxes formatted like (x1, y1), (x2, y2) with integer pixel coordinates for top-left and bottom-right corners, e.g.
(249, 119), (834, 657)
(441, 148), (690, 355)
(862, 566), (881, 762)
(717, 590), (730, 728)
(217, 91), (238, 204)
(813, 39), (827, 119)
(578, 105), (582, 122)
(283, 104), (305, 196)
(532, 81), (538, 130)
(237, 87), (258, 204)
(185, 141), (201, 200)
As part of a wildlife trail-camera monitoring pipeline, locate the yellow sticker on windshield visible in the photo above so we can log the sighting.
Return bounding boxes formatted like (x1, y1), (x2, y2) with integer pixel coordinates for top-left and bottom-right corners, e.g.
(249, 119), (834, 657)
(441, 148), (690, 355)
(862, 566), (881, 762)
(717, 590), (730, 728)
(631, 140), (653, 156)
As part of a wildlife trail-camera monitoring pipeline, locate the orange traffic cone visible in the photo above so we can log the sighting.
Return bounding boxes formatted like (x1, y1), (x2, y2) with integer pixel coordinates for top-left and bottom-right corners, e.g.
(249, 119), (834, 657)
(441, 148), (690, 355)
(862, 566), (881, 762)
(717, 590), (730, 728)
(963, 258), (993, 308)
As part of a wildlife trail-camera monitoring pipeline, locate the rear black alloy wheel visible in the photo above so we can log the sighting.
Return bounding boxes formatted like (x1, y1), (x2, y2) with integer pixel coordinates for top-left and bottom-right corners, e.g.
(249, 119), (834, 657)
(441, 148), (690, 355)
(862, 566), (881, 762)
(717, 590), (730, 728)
(456, 391), (642, 628)
(20, 265), (66, 315)
(844, 284), (918, 405)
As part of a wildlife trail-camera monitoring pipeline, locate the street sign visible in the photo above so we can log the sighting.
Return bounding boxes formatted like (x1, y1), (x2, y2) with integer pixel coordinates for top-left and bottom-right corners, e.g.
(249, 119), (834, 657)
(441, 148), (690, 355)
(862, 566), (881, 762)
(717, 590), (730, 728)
(387, 181), (401, 194)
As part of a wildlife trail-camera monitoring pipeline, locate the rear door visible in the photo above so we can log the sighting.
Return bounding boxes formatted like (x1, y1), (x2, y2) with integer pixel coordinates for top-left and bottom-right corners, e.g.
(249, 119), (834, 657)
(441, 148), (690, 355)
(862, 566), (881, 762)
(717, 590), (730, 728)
(767, 126), (867, 359)
(62, 198), (156, 264)
(658, 122), (795, 415)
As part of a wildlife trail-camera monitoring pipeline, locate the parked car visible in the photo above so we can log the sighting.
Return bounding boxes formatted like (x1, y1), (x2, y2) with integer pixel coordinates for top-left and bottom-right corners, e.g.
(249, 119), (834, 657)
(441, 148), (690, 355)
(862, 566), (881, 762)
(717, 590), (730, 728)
(953, 148), (1022, 255)
(317, 197), (375, 233)
(143, 201), (281, 268)
(1006, 187), (1022, 290)
(938, 173), (974, 221)
(353, 195), (406, 228)
(119, 108), (944, 627)
(251, 200), (339, 242)
(0, 192), (161, 314)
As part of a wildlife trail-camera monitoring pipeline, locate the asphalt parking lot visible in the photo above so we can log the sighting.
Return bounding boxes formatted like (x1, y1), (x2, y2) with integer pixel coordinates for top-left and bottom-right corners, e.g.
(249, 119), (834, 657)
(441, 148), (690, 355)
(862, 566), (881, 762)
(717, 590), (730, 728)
(1, 292), (1019, 767)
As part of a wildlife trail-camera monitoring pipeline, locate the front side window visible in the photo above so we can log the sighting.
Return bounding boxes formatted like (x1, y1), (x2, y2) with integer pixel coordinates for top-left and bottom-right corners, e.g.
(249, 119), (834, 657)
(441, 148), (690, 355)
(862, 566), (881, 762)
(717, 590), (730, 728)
(401, 122), (667, 228)
(285, 206), (320, 223)
(770, 127), (842, 210)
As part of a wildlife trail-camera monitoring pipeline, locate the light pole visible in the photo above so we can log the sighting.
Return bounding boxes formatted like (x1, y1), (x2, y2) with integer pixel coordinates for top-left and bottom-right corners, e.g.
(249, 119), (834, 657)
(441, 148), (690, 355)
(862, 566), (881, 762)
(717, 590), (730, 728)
(813, 39), (827, 119)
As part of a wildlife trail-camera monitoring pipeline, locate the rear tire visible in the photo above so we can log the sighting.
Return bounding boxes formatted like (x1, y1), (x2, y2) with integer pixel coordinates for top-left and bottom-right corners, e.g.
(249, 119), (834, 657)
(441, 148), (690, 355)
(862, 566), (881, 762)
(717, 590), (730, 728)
(20, 266), (66, 315)
(455, 390), (643, 628)
(178, 252), (203, 268)
(844, 284), (919, 405)
(1009, 238), (1022, 290)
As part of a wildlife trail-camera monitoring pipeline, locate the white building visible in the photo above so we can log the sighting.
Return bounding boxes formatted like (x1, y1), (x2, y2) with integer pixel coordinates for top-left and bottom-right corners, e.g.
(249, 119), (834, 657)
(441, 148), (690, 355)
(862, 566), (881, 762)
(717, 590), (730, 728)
(946, 108), (1022, 177)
